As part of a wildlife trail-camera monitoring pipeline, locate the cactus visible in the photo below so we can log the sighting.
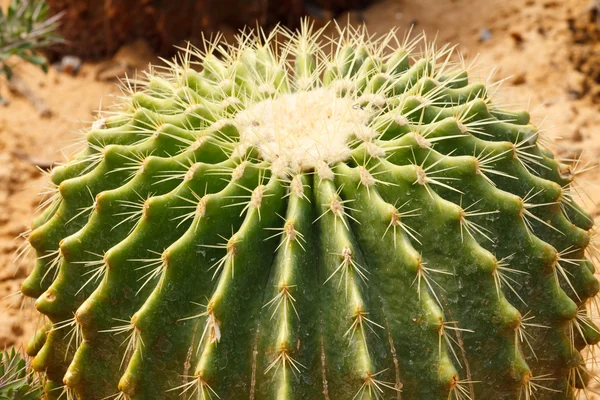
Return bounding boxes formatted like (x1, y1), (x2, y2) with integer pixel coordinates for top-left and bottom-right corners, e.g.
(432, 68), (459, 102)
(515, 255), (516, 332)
(0, 348), (43, 399)
(18, 22), (600, 400)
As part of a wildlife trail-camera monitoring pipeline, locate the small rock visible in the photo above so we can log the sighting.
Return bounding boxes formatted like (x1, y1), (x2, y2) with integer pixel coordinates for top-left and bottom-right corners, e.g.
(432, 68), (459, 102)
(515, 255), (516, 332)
(11, 323), (23, 336)
(510, 31), (525, 45)
(479, 28), (492, 42)
(54, 55), (83, 76)
(95, 39), (156, 82)
(537, 26), (547, 36)
(512, 73), (526, 85)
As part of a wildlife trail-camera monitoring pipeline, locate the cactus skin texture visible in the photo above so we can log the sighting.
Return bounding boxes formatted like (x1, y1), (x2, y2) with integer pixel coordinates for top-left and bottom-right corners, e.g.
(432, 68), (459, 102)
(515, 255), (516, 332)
(0, 348), (43, 399)
(19, 22), (600, 400)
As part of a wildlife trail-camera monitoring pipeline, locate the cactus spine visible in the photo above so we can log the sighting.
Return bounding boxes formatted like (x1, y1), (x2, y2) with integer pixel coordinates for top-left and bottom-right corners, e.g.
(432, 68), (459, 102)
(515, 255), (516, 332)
(18, 22), (600, 399)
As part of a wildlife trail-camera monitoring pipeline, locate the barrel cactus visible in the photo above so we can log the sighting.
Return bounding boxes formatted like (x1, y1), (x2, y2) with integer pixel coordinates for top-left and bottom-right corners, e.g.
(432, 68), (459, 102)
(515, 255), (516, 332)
(18, 22), (600, 400)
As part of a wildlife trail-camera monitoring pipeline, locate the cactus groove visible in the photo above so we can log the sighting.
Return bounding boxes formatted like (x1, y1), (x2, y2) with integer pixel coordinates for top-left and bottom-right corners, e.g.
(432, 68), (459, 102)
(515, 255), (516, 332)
(18, 22), (600, 399)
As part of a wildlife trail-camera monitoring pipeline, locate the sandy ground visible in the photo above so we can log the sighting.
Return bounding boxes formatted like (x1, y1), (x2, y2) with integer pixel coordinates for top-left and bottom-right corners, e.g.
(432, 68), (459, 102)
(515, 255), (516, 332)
(2, 0), (600, 395)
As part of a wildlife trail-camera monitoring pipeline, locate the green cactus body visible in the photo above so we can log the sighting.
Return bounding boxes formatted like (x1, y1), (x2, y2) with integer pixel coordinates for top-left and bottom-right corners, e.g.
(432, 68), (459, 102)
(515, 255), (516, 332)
(19, 23), (600, 399)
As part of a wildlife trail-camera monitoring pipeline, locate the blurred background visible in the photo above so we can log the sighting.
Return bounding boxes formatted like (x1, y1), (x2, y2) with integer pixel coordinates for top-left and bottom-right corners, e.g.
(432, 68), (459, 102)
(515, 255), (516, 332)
(1, 0), (600, 394)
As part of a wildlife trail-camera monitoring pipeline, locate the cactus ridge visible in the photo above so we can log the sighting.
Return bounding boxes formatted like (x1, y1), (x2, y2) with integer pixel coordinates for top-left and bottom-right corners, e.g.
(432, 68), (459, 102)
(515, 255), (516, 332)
(18, 22), (600, 399)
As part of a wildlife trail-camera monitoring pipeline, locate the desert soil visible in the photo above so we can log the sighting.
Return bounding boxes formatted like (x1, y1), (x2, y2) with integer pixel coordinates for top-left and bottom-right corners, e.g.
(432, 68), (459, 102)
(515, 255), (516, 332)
(2, 0), (600, 395)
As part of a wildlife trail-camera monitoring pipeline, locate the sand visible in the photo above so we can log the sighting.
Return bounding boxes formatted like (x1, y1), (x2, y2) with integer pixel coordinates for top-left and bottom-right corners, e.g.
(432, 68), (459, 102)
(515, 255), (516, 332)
(2, 0), (600, 395)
